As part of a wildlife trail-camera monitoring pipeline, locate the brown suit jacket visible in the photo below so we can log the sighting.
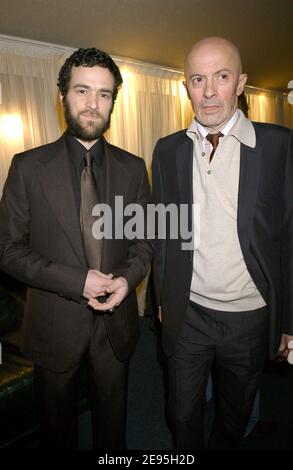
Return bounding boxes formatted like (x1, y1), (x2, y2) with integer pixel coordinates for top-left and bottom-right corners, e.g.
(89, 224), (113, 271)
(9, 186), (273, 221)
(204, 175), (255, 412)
(0, 134), (152, 372)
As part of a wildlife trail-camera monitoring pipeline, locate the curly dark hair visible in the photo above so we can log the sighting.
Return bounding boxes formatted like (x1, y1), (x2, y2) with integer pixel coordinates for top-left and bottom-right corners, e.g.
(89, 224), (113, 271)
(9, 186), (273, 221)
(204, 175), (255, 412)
(57, 48), (123, 102)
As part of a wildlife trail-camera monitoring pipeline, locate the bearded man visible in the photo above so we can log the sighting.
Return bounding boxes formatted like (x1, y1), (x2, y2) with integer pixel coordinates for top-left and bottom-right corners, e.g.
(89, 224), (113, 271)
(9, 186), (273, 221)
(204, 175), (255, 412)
(0, 48), (151, 449)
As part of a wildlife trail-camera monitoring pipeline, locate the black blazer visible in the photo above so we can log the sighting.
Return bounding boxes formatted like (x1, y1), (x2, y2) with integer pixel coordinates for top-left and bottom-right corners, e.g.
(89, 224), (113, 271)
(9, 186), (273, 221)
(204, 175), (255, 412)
(0, 135), (152, 372)
(152, 122), (293, 360)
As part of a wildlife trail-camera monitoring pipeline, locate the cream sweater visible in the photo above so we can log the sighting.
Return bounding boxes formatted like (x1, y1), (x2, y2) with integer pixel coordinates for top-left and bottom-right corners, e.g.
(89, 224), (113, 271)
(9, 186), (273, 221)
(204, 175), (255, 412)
(187, 110), (266, 311)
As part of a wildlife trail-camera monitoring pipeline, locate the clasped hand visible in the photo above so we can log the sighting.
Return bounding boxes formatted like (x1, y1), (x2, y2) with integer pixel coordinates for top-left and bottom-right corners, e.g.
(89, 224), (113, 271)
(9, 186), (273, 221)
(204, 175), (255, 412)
(83, 269), (128, 311)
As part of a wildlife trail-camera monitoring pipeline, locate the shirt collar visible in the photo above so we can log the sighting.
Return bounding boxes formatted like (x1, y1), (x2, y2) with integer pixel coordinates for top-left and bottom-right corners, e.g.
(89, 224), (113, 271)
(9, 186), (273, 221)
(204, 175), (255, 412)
(186, 109), (256, 148)
(65, 131), (105, 170)
(229, 109), (256, 148)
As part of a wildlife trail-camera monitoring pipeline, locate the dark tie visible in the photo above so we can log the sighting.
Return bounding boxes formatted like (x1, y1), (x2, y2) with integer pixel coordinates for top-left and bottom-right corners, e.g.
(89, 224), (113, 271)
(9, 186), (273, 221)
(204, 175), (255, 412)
(206, 132), (223, 162)
(80, 151), (103, 269)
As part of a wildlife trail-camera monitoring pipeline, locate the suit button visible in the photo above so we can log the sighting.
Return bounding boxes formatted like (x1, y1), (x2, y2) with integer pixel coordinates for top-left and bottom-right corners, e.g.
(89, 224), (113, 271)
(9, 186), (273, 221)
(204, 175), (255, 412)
(185, 292), (189, 298)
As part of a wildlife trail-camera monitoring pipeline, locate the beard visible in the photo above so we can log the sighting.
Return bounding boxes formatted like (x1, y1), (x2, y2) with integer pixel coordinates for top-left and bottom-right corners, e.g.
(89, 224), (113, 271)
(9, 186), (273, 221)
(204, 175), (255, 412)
(63, 98), (112, 141)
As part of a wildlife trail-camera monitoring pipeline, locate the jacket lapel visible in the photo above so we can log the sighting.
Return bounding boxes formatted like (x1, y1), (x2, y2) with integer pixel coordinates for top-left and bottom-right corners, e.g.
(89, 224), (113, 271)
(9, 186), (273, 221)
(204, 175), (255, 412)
(237, 141), (262, 255)
(175, 137), (194, 242)
(176, 137), (194, 205)
(101, 141), (132, 270)
(104, 141), (132, 206)
(38, 136), (87, 267)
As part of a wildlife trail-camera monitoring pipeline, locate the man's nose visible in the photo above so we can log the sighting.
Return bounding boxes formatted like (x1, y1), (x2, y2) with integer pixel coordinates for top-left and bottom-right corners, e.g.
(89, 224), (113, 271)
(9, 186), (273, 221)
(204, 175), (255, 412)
(204, 79), (216, 99)
(86, 92), (99, 109)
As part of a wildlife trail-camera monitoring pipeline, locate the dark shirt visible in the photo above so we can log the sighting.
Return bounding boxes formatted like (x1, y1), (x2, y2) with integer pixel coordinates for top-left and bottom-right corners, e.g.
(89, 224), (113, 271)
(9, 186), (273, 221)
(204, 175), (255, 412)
(65, 131), (106, 212)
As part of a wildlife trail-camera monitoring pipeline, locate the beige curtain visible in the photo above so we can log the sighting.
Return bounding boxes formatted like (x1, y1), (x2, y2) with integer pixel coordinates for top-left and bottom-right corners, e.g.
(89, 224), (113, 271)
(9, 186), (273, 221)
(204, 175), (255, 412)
(0, 50), (64, 195)
(245, 86), (293, 127)
(106, 62), (193, 174)
(1, 38), (293, 194)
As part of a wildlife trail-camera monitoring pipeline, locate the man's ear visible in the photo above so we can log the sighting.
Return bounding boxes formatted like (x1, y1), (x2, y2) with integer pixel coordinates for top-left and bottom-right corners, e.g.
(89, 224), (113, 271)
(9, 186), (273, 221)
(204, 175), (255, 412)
(236, 73), (247, 96)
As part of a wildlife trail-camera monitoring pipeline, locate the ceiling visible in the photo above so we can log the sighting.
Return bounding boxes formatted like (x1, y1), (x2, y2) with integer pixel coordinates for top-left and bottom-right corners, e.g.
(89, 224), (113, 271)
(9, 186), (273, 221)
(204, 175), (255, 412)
(0, 0), (292, 91)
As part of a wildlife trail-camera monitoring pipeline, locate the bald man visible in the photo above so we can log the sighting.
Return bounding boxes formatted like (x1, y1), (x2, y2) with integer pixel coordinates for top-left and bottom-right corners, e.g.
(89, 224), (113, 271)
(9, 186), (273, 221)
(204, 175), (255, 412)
(152, 37), (293, 449)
